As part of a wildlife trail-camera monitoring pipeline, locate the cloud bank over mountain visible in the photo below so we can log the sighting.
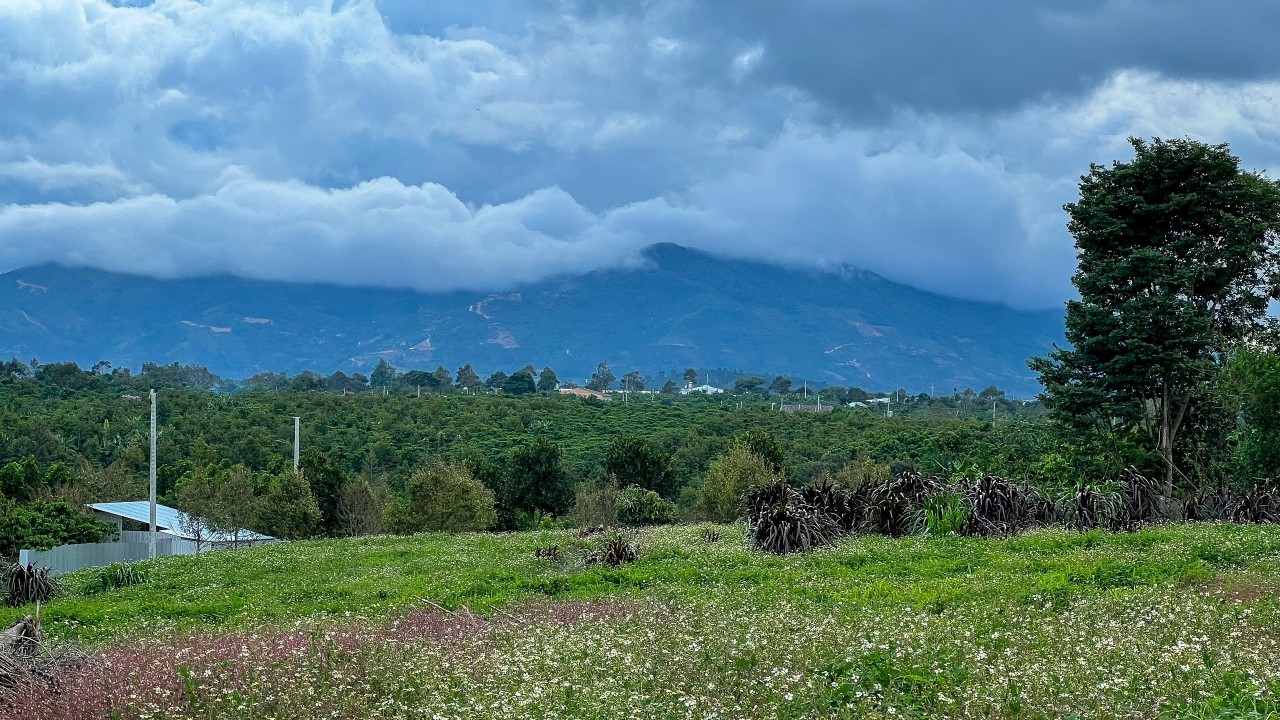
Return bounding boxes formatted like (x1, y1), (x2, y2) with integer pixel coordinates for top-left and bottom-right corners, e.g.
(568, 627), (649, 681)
(2, 0), (1279, 308)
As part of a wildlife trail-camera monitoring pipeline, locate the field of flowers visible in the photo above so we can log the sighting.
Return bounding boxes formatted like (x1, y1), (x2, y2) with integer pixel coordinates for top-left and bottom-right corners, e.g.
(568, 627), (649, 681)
(8, 523), (1280, 719)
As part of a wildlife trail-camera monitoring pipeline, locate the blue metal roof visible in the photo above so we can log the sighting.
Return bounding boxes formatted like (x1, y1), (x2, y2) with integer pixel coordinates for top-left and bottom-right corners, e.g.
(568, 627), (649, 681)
(88, 501), (274, 543)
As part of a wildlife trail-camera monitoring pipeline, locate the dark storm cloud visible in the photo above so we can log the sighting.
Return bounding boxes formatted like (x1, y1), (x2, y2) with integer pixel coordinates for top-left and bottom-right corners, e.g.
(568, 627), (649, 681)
(1, 0), (1278, 309)
(652, 0), (1280, 117)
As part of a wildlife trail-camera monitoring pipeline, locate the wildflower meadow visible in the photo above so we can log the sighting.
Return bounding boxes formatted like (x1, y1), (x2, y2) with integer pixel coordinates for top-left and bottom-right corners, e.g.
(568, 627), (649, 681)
(5, 522), (1280, 718)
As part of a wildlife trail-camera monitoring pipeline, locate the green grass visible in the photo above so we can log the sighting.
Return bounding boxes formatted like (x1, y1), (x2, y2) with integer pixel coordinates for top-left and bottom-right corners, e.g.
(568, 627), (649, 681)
(14, 523), (1280, 719)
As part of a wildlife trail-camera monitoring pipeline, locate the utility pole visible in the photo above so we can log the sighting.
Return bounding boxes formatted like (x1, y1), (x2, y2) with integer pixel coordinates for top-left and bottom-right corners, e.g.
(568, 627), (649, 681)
(148, 389), (157, 560)
(293, 416), (301, 472)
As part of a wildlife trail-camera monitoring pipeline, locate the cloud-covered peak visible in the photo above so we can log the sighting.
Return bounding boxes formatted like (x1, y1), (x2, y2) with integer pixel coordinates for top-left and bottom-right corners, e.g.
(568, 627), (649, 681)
(2, 0), (1278, 309)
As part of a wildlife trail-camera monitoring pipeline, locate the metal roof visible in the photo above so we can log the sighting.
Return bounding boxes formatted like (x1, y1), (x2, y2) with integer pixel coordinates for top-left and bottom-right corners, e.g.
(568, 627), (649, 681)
(88, 501), (274, 543)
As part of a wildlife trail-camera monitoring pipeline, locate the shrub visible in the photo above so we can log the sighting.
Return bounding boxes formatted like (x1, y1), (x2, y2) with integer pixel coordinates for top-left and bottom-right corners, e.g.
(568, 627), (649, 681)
(1232, 479), (1280, 524)
(586, 533), (638, 567)
(603, 438), (678, 499)
(4, 563), (56, 607)
(385, 462), (497, 534)
(923, 493), (970, 536)
(700, 442), (776, 522)
(1110, 466), (1164, 530)
(571, 478), (619, 528)
(962, 475), (1051, 537)
(864, 471), (945, 537)
(799, 482), (862, 532)
(1060, 482), (1114, 531)
(86, 562), (148, 595)
(745, 480), (842, 555)
(255, 471), (323, 540)
(614, 485), (679, 526)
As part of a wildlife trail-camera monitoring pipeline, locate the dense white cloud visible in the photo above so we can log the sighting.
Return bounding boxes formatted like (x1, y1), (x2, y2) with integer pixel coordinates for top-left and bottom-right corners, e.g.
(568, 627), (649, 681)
(2, 0), (1279, 308)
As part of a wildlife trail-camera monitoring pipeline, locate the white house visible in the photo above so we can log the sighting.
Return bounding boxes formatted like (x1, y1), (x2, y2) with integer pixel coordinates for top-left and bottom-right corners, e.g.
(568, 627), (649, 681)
(680, 382), (724, 395)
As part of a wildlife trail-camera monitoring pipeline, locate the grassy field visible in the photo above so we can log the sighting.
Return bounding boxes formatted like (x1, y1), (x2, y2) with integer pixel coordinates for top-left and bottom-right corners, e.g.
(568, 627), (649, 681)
(10, 523), (1280, 719)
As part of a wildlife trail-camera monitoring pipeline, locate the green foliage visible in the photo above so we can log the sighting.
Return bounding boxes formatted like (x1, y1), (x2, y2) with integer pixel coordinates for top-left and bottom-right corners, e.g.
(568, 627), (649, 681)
(1223, 345), (1280, 481)
(923, 493), (970, 536)
(736, 429), (784, 474)
(1032, 137), (1280, 493)
(536, 367), (559, 393)
(0, 500), (115, 557)
(506, 437), (572, 518)
(613, 485), (679, 526)
(85, 562), (148, 595)
(502, 371), (536, 396)
(255, 472), (323, 540)
(300, 449), (347, 535)
(603, 437), (677, 499)
(586, 361), (615, 392)
(384, 462), (496, 534)
(699, 442), (775, 522)
(571, 479), (618, 528)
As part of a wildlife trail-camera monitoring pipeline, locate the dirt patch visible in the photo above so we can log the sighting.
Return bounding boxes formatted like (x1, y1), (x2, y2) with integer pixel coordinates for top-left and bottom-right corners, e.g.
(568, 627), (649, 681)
(1200, 578), (1273, 604)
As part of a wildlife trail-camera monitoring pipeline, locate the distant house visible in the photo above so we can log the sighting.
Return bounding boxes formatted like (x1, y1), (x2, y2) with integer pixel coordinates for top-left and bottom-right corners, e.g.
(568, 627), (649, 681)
(680, 383), (724, 395)
(559, 387), (610, 401)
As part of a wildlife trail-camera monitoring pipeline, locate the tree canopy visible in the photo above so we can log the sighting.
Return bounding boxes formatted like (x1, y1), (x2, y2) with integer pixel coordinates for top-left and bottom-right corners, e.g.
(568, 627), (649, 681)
(1031, 137), (1280, 492)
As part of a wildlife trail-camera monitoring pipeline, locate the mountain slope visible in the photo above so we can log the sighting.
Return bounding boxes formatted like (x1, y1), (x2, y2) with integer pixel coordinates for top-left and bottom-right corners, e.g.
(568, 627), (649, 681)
(0, 244), (1064, 394)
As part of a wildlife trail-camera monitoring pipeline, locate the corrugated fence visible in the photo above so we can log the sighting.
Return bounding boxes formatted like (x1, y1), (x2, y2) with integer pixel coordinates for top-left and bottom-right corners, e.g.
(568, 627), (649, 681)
(17, 531), (241, 576)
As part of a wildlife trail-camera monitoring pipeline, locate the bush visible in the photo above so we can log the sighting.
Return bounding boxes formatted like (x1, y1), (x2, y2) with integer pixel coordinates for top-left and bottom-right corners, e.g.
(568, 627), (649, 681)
(1232, 479), (1280, 524)
(571, 478), (619, 528)
(744, 480), (841, 555)
(385, 462), (497, 534)
(614, 485), (679, 526)
(255, 471), (323, 540)
(585, 533), (639, 567)
(700, 442), (776, 522)
(864, 471), (945, 537)
(85, 562), (148, 595)
(961, 475), (1051, 537)
(0, 500), (116, 557)
(4, 563), (56, 607)
(923, 493), (970, 536)
(604, 438), (678, 499)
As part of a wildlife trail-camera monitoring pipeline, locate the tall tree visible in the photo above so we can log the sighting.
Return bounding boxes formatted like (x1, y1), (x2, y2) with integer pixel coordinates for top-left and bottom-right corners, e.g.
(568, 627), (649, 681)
(621, 370), (645, 391)
(536, 366), (559, 393)
(587, 362), (615, 392)
(502, 370), (536, 395)
(1031, 137), (1280, 493)
(682, 368), (698, 386)
(301, 449), (347, 535)
(603, 437), (678, 499)
(455, 364), (483, 393)
(506, 437), (572, 518)
(432, 365), (453, 392)
(370, 359), (397, 388)
(485, 370), (509, 390)
(769, 376), (793, 395)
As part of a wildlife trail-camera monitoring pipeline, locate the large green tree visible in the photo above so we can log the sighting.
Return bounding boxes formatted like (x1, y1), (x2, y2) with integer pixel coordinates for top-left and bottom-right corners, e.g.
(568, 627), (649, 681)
(506, 437), (572, 518)
(1031, 137), (1280, 493)
(586, 362), (615, 392)
(603, 437), (678, 499)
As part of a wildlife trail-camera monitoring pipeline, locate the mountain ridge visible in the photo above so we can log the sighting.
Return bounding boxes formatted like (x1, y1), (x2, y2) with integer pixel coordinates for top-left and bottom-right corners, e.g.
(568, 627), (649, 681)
(0, 244), (1064, 395)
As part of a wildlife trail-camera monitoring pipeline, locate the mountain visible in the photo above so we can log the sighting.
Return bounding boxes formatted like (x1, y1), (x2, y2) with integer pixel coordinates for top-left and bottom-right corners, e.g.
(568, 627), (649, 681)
(0, 244), (1064, 395)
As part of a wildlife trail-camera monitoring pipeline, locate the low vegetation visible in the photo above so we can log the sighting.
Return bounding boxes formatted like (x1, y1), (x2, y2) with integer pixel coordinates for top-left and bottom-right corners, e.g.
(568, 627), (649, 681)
(4, 523), (1280, 718)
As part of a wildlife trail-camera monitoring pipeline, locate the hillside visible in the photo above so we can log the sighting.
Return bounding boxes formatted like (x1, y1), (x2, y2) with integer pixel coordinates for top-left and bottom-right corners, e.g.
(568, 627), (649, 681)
(0, 244), (1064, 394)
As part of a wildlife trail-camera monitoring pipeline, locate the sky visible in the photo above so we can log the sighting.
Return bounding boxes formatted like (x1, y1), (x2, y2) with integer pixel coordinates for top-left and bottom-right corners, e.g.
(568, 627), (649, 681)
(2, 0), (1280, 310)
